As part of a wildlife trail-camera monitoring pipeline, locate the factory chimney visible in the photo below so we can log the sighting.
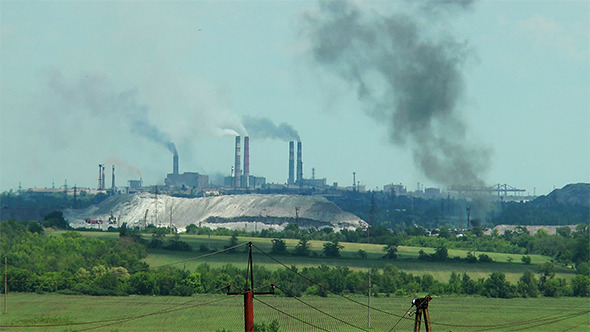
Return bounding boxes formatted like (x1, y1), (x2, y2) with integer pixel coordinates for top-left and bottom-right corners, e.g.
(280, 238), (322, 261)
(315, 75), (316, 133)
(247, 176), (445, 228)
(296, 141), (303, 184)
(173, 154), (179, 175)
(98, 164), (103, 190)
(101, 165), (106, 191)
(234, 136), (241, 188)
(111, 165), (116, 192)
(288, 141), (295, 185)
(244, 136), (250, 188)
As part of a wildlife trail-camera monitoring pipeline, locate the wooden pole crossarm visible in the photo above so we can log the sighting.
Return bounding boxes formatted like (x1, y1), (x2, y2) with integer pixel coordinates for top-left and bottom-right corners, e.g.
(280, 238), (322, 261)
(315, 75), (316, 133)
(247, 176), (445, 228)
(412, 295), (432, 332)
(225, 243), (275, 332)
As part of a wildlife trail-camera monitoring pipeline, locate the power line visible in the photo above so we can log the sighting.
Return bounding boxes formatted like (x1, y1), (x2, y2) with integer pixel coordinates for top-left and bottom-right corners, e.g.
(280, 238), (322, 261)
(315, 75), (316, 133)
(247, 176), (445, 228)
(252, 243), (410, 320)
(274, 284), (369, 331)
(254, 297), (330, 332)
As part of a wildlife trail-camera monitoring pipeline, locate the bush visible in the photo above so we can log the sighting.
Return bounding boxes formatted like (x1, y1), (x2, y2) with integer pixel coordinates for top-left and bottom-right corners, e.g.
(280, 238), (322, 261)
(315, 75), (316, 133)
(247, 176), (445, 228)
(357, 249), (367, 258)
(571, 274), (590, 297)
(478, 254), (493, 263)
(271, 238), (287, 255)
(294, 238), (311, 257)
(382, 244), (398, 259)
(164, 240), (192, 252)
(521, 255), (532, 265)
(322, 240), (343, 257)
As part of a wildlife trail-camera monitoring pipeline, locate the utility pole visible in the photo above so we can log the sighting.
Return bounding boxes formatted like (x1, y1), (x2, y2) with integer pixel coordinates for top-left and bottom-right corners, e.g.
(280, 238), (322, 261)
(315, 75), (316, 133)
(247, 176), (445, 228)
(412, 295), (432, 332)
(227, 243), (275, 332)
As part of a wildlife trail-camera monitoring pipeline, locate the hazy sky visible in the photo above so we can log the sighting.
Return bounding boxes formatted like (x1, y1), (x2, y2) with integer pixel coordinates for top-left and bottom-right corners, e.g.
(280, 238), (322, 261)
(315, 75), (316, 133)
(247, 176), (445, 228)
(1, 0), (588, 196)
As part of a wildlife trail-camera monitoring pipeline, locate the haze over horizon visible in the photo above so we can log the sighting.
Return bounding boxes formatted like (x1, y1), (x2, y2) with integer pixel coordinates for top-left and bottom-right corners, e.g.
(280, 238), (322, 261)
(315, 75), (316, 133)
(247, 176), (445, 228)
(1, 0), (588, 196)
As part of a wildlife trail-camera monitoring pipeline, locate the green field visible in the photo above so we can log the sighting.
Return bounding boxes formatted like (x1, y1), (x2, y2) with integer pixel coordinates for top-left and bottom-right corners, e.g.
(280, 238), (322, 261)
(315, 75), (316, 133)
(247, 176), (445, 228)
(2, 293), (589, 331)
(58, 231), (576, 284)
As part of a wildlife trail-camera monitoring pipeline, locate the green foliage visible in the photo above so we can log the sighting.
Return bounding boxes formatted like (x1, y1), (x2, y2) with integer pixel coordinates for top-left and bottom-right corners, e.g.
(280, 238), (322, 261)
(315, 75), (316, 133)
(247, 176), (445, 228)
(293, 238), (311, 257)
(357, 249), (367, 258)
(42, 211), (69, 229)
(521, 255), (532, 265)
(382, 244), (398, 259)
(419, 246), (449, 261)
(254, 319), (280, 332)
(478, 254), (493, 263)
(484, 272), (516, 298)
(27, 221), (44, 234)
(271, 238), (287, 255)
(517, 271), (539, 298)
(571, 274), (590, 297)
(322, 240), (343, 257)
(225, 234), (240, 253)
(185, 223), (198, 234)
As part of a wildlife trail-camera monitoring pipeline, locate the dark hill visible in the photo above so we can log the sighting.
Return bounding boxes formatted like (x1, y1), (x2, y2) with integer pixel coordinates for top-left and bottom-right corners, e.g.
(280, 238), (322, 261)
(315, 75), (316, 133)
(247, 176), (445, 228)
(532, 183), (590, 208)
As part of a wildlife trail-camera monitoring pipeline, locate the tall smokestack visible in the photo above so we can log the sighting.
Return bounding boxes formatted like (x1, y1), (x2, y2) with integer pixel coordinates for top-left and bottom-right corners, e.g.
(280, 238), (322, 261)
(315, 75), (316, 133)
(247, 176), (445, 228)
(98, 164), (103, 190)
(296, 141), (302, 184)
(234, 136), (241, 188)
(288, 141), (294, 185)
(112, 165), (116, 191)
(101, 165), (106, 190)
(244, 136), (250, 188)
(173, 154), (179, 175)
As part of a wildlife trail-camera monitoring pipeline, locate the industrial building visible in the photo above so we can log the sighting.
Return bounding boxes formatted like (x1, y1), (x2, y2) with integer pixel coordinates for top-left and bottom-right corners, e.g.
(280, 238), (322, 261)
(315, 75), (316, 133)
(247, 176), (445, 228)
(164, 154), (208, 189)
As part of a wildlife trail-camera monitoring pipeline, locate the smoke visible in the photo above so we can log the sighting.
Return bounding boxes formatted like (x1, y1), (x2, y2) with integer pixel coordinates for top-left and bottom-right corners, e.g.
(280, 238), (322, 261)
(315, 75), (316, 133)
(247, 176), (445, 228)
(105, 158), (142, 178)
(48, 71), (177, 155)
(243, 116), (300, 141)
(304, 0), (490, 186)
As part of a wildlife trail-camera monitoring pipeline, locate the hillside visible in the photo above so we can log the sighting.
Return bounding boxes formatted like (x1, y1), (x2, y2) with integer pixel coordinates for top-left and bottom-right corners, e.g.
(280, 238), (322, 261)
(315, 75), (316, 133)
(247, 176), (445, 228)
(532, 183), (590, 208)
(63, 193), (367, 232)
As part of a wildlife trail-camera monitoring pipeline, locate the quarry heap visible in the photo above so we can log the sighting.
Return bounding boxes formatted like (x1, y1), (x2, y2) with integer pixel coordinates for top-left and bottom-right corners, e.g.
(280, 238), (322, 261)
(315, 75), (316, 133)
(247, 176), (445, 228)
(63, 193), (367, 232)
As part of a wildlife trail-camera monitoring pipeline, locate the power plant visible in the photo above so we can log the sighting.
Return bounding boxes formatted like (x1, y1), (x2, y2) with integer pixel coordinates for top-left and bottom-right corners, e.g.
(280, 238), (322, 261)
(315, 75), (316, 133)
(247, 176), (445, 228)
(86, 135), (525, 201)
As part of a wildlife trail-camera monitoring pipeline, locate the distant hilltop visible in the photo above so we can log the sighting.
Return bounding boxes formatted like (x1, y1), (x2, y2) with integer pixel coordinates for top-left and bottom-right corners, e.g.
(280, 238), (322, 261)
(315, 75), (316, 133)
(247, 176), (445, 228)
(532, 183), (590, 208)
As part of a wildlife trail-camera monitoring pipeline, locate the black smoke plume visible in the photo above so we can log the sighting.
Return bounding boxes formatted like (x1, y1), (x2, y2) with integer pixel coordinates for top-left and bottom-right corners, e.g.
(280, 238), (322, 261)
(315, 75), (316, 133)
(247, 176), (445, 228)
(243, 116), (300, 141)
(304, 0), (490, 186)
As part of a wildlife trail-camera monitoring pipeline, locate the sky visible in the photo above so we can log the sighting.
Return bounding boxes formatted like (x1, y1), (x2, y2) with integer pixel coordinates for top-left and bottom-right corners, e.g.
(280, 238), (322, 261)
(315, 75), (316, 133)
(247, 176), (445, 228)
(1, 0), (588, 197)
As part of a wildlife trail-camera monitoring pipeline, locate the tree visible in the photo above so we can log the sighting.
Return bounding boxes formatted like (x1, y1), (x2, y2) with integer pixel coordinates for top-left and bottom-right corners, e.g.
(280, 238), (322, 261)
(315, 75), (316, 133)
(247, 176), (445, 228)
(538, 262), (556, 288)
(484, 272), (515, 298)
(271, 238), (287, 255)
(27, 221), (44, 234)
(149, 228), (167, 248)
(438, 227), (454, 240)
(517, 271), (539, 298)
(42, 211), (69, 229)
(521, 255), (532, 265)
(357, 249), (367, 259)
(225, 234), (240, 253)
(382, 244), (398, 259)
(571, 274), (590, 297)
(323, 240), (343, 257)
(433, 246), (448, 261)
(294, 238), (311, 256)
(185, 224), (198, 234)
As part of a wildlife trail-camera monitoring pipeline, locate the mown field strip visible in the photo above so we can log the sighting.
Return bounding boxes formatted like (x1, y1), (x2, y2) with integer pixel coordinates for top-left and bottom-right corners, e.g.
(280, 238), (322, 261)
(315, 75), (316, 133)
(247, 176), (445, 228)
(2, 293), (589, 331)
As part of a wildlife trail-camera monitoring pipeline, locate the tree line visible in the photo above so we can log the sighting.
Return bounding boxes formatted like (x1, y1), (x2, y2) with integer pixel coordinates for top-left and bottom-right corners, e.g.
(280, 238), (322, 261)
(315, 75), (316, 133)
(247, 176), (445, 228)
(2, 218), (589, 299)
(186, 222), (590, 268)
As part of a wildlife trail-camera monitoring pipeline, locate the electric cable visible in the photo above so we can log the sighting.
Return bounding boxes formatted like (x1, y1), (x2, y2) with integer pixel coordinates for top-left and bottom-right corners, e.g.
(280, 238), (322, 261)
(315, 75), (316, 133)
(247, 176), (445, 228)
(254, 297), (330, 332)
(274, 284), (369, 331)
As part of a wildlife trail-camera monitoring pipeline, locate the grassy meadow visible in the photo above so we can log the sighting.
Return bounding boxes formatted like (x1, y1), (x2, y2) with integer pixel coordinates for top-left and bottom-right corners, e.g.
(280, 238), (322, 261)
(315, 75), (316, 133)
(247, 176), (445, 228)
(2, 293), (589, 331)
